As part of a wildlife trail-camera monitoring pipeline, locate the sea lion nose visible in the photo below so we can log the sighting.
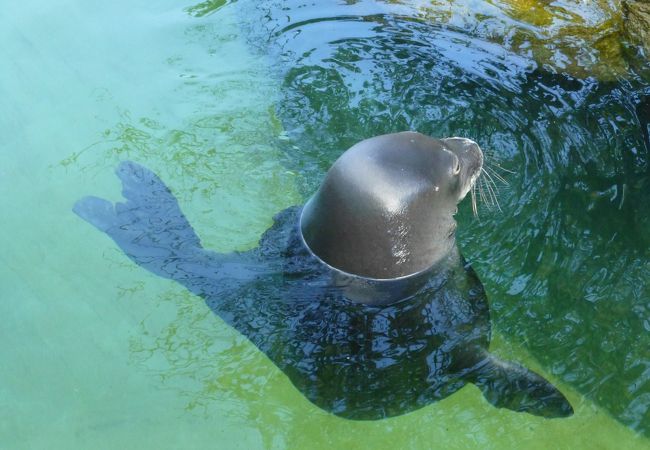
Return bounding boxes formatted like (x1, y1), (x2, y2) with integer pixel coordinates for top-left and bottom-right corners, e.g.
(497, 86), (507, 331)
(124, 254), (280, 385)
(458, 140), (483, 175)
(461, 139), (483, 162)
(467, 141), (483, 166)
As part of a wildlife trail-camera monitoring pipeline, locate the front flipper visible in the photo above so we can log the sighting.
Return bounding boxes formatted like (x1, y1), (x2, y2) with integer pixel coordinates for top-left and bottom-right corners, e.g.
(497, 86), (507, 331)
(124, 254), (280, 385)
(74, 161), (202, 257)
(472, 353), (573, 418)
(74, 161), (263, 296)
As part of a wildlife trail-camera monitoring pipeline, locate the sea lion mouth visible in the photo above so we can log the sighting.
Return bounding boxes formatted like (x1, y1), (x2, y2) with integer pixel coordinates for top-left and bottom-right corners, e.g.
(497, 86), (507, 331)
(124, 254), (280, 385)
(447, 222), (457, 238)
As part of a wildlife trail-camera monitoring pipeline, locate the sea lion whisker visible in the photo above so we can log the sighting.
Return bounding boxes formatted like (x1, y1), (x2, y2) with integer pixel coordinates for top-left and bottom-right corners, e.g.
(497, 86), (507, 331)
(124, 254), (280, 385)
(481, 167), (497, 188)
(482, 170), (502, 212)
(485, 165), (509, 185)
(481, 166), (496, 186)
(489, 186), (502, 212)
(479, 171), (497, 211)
(487, 167), (508, 185)
(478, 178), (490, 209)
(471, 183), (478, 217)
(478, 172), (492, 207)
(492, 162), (515, 174)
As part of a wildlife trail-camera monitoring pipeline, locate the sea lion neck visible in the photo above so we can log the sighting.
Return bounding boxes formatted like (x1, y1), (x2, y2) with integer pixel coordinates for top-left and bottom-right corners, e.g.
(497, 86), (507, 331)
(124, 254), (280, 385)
(300, 195), (457, 279)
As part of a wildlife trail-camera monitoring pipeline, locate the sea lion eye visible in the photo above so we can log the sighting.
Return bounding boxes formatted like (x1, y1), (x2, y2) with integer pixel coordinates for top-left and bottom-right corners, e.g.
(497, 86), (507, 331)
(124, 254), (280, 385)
(453, 157), (461, 175)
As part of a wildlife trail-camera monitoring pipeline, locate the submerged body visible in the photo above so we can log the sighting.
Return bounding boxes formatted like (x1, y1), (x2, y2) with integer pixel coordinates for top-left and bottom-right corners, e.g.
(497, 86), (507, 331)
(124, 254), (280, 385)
(74, 132), (572, 419)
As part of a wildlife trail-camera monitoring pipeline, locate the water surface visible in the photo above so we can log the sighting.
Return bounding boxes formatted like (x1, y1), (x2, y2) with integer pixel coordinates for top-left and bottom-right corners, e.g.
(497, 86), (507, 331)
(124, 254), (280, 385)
(1, 0), (649, 448)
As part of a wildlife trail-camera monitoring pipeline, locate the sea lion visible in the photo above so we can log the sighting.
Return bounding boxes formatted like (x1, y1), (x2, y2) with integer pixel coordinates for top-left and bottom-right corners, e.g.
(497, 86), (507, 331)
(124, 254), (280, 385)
(73, 131), (573, 419)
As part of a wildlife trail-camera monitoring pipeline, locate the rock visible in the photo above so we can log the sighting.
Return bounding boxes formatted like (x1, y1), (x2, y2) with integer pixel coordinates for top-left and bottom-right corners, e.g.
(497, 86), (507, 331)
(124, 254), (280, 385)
(623, 0), (650, 55)
(415, 0), (629, 80)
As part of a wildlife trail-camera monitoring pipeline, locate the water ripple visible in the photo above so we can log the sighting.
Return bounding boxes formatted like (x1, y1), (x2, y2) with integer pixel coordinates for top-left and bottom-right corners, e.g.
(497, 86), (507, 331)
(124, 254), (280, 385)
(239, 0), (650, 436)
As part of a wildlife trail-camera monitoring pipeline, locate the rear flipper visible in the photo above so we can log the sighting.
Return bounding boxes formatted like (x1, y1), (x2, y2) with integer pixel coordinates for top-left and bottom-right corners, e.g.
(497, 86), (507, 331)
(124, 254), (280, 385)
(472, 353), (573, 418)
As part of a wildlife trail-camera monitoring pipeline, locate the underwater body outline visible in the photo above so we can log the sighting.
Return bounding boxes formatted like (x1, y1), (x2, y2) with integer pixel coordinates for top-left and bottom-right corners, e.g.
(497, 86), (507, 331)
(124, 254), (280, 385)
(74, 132), (573, 419)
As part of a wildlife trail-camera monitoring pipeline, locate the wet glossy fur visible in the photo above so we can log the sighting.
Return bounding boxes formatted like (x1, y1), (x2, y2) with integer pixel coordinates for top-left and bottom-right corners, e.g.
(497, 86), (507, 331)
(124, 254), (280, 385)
(74, 160), (573, 419)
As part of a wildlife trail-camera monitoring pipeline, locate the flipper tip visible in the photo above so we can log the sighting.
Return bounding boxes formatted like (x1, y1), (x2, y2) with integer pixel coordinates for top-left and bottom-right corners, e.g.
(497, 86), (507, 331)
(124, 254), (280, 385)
(73, 196), (116, 232)
(474, 354), (574, 419)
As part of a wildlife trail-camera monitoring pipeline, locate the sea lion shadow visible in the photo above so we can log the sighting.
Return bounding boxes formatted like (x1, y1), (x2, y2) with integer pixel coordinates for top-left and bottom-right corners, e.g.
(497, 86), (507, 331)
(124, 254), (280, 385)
(74, 159), (573, 420)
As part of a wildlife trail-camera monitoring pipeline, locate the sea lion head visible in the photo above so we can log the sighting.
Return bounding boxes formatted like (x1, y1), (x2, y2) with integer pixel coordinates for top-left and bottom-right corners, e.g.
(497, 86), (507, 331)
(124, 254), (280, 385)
(300, 131), (483, 303)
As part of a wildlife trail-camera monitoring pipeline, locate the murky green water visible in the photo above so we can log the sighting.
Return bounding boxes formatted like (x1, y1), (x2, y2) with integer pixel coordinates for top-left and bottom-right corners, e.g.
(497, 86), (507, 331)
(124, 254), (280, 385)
(1, 0), (649, 448)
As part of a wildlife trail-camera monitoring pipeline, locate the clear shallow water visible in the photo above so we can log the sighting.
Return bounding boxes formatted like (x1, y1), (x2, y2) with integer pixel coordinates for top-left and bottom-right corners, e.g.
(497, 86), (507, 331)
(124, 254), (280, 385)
(1, 0), (648, 448)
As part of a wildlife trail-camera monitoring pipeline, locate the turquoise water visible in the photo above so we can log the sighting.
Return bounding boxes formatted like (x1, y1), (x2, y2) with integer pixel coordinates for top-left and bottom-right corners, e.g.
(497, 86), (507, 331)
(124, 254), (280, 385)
(1, 0), (649, 448)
